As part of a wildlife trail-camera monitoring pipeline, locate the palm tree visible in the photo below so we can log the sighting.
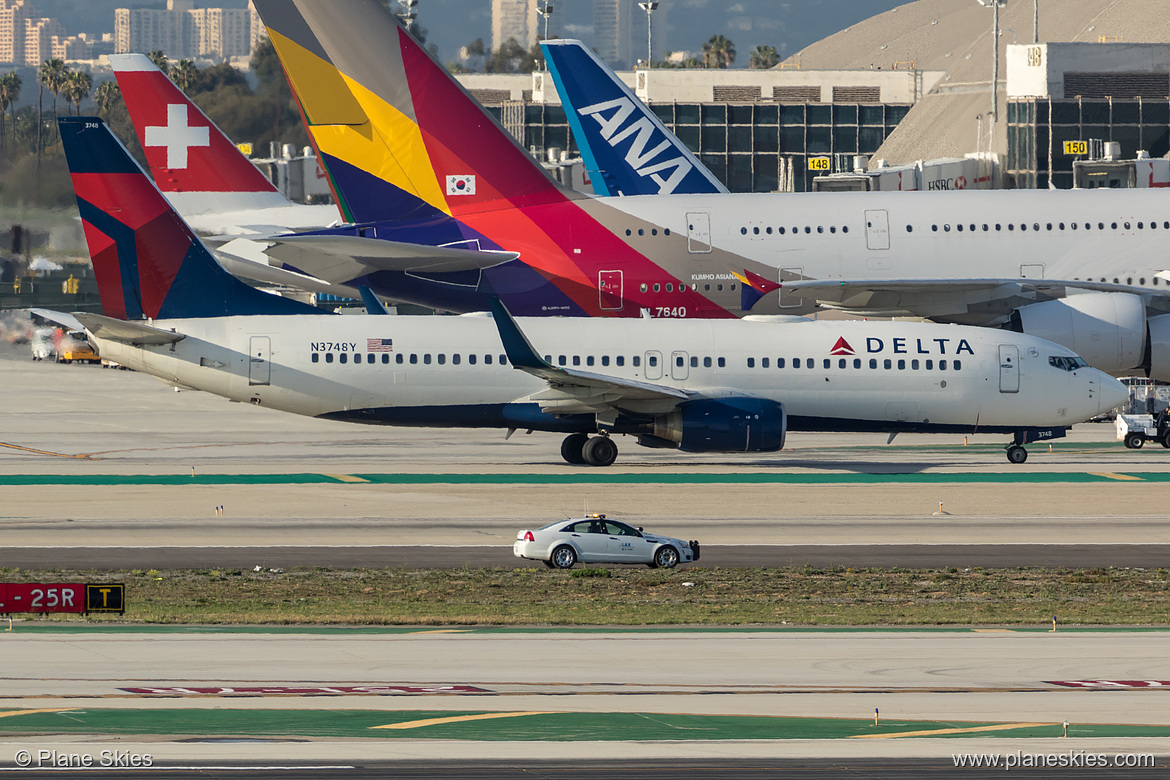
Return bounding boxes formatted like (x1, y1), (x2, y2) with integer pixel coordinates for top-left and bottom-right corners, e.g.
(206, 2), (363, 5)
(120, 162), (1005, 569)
(749, 44), (778, 70)
(701, 35), (736, 69)
(93, 80), (120, 117)
(64, 70), (93, 115)
(37, 58), (68, 162)
(147, 50), (169, 76)
(5, 73), (19, 151)
(170, 59), (197, 93)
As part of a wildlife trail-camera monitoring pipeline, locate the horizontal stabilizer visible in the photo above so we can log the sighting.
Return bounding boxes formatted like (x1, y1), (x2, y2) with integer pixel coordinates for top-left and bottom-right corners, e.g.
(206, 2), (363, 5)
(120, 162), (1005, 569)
(262, 235), (518, 284)
(29, 308), (83, 331)
(74, 313), (186, 345)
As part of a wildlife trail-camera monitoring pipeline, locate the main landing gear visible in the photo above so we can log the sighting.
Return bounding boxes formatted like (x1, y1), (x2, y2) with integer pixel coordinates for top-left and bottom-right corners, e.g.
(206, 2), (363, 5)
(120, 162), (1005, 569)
(560, 433), (618, 467)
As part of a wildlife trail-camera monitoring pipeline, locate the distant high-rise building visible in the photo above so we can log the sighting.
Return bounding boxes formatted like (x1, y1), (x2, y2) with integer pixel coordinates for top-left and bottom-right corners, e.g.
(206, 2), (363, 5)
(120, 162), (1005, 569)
(1, 0), (71, 66)
(491, 0), (537, 53)
(592, 0), (632, 67)
(23, 14), (60, 64)
(115, 1), (265, 62)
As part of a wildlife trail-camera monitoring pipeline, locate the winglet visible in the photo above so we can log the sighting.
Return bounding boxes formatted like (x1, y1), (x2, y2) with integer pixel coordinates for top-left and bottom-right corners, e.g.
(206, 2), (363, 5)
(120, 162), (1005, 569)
(358, 285), (390, 315)
(489, 298), (553, 371)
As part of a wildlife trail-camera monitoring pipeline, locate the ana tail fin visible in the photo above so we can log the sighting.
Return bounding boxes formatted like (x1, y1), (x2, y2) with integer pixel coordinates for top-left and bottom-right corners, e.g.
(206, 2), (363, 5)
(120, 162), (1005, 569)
(110, 53), (296, 217)
(252, 0), (573, 225)
(60, 117), (318, 320)
(542, 39), (727, 196)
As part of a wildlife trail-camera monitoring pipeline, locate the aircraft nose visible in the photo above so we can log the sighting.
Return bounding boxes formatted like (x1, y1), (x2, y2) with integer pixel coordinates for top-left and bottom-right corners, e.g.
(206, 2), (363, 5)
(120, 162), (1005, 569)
(1097, 372), (1129, 415)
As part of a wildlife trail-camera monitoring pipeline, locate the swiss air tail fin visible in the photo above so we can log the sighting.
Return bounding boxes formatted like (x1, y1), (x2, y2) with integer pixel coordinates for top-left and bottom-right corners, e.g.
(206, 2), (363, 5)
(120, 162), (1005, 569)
(110, 53), (300, 217)
(252, 0), (575, 225)
(59, 117), (318, 320)
(542, 39), (728, 196)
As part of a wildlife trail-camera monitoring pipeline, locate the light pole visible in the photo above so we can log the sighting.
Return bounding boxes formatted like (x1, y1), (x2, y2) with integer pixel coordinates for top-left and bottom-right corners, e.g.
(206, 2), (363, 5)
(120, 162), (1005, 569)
(539, 1), (554, 43)
(977, 0), (1007, 123)
(638, 1), (658, 68)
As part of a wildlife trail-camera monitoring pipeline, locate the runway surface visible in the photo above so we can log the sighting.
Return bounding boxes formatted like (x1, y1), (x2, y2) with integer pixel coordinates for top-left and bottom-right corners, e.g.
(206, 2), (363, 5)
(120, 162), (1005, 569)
(4, 338), (1170, 770)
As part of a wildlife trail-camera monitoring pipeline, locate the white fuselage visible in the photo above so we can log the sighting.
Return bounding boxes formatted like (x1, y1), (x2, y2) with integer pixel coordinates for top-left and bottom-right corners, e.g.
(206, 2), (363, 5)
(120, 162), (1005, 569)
(609, 187), (1170, 321)
(88, 314), (1123, 442)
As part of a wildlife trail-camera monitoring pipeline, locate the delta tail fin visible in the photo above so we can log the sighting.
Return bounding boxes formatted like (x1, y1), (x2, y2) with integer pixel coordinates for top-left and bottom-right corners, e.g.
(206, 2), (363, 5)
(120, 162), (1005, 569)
(110, 53), (301, 217)
(60, 117), (319, 319)
(542, 40), (728, 197)
(252, 0), (575, 226)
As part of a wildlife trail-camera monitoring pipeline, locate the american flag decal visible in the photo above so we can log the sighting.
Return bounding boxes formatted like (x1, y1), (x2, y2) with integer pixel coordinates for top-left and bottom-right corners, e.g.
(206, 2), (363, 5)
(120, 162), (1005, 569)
(367, 338), (394, 352)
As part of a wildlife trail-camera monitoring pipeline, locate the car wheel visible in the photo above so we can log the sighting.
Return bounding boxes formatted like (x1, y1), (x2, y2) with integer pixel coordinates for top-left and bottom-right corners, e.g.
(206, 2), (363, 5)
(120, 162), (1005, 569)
(653, 545), (680, 569)
(551, 545), (577, 569)
(1125, 433), (1145, 450)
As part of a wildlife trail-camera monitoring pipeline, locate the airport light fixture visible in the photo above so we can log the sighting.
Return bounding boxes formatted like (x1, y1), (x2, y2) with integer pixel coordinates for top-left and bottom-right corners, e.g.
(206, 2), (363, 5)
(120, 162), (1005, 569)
(397, 0), (418, 31)
(539, 1), (554, 43)
(638, 1), (659, 68)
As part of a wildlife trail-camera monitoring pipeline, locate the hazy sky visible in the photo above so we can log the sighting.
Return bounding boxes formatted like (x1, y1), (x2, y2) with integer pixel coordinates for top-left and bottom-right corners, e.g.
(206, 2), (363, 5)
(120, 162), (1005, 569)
(43, 0), (903, 65)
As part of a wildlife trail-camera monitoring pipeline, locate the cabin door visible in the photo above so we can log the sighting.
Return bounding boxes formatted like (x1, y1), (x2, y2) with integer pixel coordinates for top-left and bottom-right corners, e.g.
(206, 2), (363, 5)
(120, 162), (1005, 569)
(999, 344), (1020, 393)
(686, 212), (712, 253)
(864, 209), (890, 250)
(248, 336), (271, 386)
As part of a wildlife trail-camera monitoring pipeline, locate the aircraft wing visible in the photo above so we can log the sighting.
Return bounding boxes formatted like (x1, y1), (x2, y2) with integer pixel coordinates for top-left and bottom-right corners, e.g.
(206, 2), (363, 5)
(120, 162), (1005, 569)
(781, 276), (1170, 319)
(29, 308), (84, 331)
(490, 299), (689, 415)
(74, 313), (186, 345)
(260, 236), (519, 284)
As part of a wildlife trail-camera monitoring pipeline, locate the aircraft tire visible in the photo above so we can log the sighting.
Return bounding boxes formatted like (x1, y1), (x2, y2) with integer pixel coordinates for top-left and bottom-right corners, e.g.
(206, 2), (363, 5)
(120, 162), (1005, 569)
(1006, 445), (1028, 464)
(583, 436), (618, 467)
(560, 433), (589, 464)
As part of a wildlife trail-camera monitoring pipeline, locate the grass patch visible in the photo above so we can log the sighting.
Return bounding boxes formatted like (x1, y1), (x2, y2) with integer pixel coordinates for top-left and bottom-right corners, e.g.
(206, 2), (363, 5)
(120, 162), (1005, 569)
(4, 566), (1170, 626)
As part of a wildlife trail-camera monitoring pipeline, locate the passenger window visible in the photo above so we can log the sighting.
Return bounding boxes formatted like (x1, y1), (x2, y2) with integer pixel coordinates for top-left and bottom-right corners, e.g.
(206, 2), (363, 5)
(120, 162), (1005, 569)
(911, 359), (919, 369)
(410, 354), (418, 364)
(677, 356), (686, 367)
(602, 356), (610, 367)
(468, 354), (475, 365)
(633, 356), (641, 367)
(648, 355), (657, 367)
(793, 358), (801, 368)
(558, 355), (567, 366)
(653, 283), (661, 292)
(312, 353), (319, 363)
(852, 358), (860, 368)
(573, 355), (581, 366)
(500, 355), (507, 365)
(838, 358), (846, 368)
(325, 353), (334, 363)
(954, 359), (962, 370)
(690, 356), (698, 367)
(939, 360), (948, 370)
(896, 359), (904, 369)
(484, 354), (493, 365)
(869, 358), (877, 369)
(423, 354), (431, 364)
(617, 356), (625, 367)
(452, 354), (460, 365)
(777, 358), (785, 368)
(703, 356), (712, 367)
(437, 354), (445, 365)
(587, 356), (595, 366)
(747, 357), (755, 368)
(340, 353), (348, 364)
(823, 358), (830, 369)
(640, 283), (648, 293)
(926, 359), (933, 369)
(883, 359), (892, 369)
(718, 357), (726, 368)
(762, 357), (769, 368)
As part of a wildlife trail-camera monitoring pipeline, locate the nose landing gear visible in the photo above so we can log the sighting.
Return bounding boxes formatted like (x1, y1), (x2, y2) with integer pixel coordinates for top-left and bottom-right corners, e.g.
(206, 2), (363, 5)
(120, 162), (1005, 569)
(1005, 426), (1066, 464)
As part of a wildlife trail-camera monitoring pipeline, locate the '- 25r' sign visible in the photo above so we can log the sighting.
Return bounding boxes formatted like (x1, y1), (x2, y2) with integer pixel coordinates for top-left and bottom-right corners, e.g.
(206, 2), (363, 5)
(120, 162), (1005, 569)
(0, 583), (125, 614)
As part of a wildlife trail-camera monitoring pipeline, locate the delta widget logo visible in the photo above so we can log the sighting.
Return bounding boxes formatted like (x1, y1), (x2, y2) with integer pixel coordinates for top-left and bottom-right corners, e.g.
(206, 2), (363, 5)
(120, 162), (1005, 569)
(830, 337), (854, 356)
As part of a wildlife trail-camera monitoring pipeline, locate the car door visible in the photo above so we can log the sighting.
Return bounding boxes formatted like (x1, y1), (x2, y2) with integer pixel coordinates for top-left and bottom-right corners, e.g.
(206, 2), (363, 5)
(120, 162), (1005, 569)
(604, 521), (652, 563)
(567, 521), (611, 562)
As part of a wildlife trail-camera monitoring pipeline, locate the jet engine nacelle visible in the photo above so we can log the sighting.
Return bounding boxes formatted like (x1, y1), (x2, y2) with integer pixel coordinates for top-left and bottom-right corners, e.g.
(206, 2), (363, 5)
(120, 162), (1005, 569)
(640, 398), (786, 453)
(1146, 313), (1170, 382)
(1010, 292), (1145, 374)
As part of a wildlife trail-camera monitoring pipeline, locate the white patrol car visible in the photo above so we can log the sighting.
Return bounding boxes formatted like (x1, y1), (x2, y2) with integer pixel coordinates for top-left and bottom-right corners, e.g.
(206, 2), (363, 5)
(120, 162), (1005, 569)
(514, 513), (700, 569)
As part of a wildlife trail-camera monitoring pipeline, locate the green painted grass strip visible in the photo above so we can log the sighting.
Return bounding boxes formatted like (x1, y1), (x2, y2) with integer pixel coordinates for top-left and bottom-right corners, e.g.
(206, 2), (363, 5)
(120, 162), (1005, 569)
(0, 472), (1167, 486)
(3, 709), (1167, 741)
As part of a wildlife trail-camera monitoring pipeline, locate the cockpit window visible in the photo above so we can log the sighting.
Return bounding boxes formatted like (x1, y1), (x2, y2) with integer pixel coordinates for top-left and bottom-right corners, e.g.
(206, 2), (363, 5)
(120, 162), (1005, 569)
(1049, 355), (1087, 371)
